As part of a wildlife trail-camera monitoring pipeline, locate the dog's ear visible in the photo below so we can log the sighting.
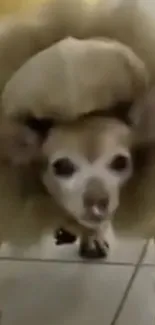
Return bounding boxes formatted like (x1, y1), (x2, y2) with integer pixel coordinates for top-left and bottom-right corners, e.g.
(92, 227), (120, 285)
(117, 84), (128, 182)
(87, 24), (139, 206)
(130, 88), (155, 146)
(108, 100), (134, 125)
(128, 88), (155, 174)
(0, 119), (43, 165)
(24, 116), (54, 138)
(85, 100), (136, 126)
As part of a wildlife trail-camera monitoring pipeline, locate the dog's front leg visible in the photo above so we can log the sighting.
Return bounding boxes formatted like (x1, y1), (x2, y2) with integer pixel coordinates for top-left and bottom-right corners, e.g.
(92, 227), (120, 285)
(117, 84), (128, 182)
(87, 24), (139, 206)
(79, 225), (109, 259)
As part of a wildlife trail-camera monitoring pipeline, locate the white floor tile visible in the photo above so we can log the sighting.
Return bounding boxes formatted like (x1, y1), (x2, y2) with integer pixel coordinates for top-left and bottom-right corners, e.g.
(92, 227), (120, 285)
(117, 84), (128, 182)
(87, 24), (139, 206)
(0, 226), (146, 264)
(116, 267), (155, 325)
(143, 239), (155, 265)
(0, 261), (133, 325)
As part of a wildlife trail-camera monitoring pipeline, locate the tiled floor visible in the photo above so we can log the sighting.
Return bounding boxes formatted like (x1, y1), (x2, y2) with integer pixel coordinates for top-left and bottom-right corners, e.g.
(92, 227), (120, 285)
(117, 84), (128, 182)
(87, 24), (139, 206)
(0, 228), (154, 325)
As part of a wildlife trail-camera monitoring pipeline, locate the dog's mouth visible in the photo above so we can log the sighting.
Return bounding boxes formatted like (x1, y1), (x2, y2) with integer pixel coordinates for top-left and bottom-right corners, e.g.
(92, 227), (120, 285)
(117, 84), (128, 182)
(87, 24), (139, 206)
(78, 210), (110, 229)
(79, 219), (103, 229)
(83, 212), (106, 224)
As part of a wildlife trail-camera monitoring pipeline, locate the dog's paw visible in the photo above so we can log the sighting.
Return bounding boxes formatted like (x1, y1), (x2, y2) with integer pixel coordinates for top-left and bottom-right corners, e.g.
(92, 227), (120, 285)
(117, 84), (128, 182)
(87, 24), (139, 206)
(79, 238), (109, 259)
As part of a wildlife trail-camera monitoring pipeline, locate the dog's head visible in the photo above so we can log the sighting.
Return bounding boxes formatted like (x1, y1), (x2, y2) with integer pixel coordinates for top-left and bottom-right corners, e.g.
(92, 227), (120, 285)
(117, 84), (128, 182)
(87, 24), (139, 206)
(41, 116), (133, 228)
(0, 113), (133, 229)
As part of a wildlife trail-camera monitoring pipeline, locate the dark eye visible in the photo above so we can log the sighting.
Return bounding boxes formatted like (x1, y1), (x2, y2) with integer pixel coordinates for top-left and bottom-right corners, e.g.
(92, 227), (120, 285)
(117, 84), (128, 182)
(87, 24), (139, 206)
(109, 155), (129, 172)
(52, 158), (77, 177)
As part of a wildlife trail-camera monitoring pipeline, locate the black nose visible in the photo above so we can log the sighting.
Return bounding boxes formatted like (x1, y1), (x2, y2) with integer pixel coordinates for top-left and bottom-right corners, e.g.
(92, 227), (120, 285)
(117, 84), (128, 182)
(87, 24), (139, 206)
(83, 177), (109, 218)
(98, 197), (109, 210)
(84, 195), (109, 211)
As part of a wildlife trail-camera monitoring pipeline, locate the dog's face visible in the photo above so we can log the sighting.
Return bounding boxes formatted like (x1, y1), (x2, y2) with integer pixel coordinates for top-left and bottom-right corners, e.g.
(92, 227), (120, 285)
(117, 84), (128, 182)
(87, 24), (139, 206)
(0, 116), (132, 229)
(41, 117), (132, 228)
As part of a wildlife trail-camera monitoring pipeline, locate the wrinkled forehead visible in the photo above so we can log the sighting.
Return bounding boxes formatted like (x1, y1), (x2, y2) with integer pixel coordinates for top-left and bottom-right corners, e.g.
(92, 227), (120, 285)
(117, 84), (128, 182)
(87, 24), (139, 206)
(43, 117), (132, 161)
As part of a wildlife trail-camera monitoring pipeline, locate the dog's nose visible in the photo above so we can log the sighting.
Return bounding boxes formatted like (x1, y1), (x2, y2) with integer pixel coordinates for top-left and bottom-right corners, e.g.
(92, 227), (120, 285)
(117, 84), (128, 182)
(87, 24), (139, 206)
(83, 178), (109, 220)
(84, 196), (109, 219)
(84, 196), (109, 211)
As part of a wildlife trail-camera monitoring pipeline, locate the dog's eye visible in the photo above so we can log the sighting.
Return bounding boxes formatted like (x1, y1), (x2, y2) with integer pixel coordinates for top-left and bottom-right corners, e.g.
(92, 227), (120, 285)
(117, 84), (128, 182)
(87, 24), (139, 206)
(109, 154), (129, 172)
(52, 158), (77, 177)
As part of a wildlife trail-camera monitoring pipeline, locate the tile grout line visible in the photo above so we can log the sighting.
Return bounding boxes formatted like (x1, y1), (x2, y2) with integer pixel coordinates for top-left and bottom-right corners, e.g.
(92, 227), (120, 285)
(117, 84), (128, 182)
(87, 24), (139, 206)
(0, 256), (145, 266)
(110, 241), (149, 325)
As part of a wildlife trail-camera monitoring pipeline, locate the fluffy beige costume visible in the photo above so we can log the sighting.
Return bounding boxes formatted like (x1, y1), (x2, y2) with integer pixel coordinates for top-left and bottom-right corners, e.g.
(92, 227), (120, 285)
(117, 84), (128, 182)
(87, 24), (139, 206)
(2, 37), (148, 120)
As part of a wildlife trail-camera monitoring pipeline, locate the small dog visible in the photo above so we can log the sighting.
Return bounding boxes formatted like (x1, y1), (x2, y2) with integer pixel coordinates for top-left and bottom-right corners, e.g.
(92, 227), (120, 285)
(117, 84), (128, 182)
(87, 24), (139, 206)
(0, 33), (153, 256)
(1, 87), (155, 256)
(0, 111), (133, 258)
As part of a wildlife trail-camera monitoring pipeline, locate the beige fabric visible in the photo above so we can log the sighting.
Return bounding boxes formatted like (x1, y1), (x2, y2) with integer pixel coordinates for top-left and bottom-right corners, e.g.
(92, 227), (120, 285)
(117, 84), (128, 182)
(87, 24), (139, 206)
(2, 37), (148, 120)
